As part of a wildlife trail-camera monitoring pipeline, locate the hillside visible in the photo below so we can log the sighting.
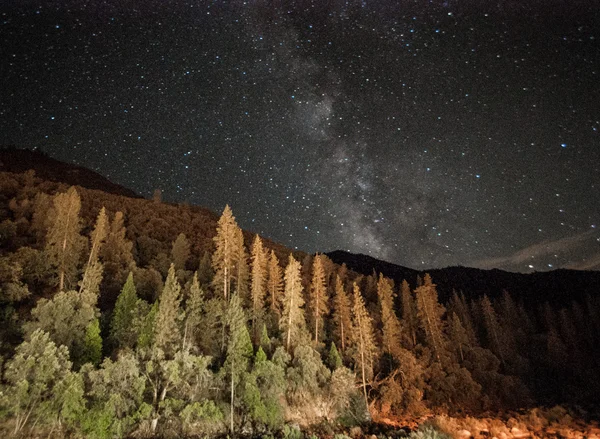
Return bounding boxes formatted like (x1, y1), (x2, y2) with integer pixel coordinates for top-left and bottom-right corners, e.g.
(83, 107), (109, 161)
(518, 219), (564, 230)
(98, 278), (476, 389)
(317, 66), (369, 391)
(0, 147), (140, 199)
(327, 250), (600, 307)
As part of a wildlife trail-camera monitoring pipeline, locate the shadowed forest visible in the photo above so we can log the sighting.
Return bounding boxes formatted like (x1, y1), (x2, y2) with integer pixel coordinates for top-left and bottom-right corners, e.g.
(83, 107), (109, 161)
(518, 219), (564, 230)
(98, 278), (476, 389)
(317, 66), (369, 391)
(0, 158), (599, 438)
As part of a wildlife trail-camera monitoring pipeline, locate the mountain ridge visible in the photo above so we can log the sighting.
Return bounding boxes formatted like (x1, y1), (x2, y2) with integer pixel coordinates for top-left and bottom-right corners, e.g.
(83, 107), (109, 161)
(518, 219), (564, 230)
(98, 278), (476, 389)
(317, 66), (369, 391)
(326, 249), (600, 306)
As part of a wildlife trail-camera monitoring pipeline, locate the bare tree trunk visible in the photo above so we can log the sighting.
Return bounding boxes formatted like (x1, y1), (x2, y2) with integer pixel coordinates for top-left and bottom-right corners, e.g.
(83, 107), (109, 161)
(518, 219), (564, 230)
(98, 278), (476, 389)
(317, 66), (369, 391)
(230, 360), (235, 434)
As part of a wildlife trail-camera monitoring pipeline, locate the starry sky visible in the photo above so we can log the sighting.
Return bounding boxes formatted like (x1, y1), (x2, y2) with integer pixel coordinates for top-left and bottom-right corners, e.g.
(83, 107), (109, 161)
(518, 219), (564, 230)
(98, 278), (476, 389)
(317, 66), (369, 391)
(2, 0), (600, 272)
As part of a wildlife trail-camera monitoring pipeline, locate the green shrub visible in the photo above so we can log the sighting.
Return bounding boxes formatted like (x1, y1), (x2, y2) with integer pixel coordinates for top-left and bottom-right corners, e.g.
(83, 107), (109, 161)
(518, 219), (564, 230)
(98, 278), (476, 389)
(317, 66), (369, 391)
(409, 424), (452, 439)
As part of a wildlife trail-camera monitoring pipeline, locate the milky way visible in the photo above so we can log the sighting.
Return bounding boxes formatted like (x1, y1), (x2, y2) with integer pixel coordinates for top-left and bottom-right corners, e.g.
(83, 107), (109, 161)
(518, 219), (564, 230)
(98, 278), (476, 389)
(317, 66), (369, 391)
(2, 0), (599, 271)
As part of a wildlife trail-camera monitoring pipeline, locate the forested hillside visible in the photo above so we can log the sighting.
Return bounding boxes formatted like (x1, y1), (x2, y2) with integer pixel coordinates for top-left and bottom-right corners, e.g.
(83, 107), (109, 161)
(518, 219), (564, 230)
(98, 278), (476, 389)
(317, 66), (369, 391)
(0, 166), (598, 438)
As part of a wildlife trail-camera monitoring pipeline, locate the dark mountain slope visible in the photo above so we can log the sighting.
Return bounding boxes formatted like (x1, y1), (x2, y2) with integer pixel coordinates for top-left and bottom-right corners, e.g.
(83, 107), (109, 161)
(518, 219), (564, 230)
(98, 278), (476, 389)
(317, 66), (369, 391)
(327, 250), (600, 307)
(0, 147), (140, 199)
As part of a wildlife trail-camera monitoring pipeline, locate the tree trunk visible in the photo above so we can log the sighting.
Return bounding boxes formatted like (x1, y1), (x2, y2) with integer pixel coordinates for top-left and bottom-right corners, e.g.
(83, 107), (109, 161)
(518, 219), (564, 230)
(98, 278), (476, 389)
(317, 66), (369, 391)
(230, 360), (235, 434)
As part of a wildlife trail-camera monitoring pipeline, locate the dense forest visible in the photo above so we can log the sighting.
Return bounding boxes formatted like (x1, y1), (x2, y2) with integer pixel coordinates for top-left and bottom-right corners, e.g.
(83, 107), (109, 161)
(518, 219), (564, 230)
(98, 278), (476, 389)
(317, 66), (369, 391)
(0, 166), (599, 438)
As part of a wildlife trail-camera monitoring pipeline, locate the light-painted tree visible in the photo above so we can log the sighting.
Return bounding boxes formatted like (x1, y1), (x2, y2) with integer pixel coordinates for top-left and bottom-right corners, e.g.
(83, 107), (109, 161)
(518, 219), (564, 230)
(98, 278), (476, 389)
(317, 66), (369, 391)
(415, 274), (446, 363)
(351, 282), (378, 410)
(45, 186), (84, 291)
(332, 274), (352, 354)
(400, 279), (418, 348)
(266, 250), (283, 316)
(154, 264), (183, 355)
(250, 235), (268, 340)
(183, 272), (204, 351)
(377, 273), (402, 359)
(110, 272), (140, 350)
(79, 207), (108, 298)
(280, 254), (306, 352)
(212, 205), (244, 301)
(308, 254), (329, 345)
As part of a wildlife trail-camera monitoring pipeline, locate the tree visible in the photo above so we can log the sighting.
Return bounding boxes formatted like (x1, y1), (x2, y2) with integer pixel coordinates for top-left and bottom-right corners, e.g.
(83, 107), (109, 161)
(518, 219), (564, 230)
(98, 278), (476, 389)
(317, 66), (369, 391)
(351, 282), (377, 410)
(223, 293), (253, 433)
(250, 235), (268, 340)
(79, 318), (103, 367)
(154, 264), (183, 355)
(377, 274), (402, 360)
(110, 272), (139, 350)
(171, 233), (191, 272)
(308, 254), (328, 345)
(481, 295), (505, 367)
(24, 289), (96, 366)
(79, 207), (108, 298)
(327, 342), (343, 370)
(100, 211), (134, 298)
(280, 255), (306, 352)
(266, 250), (283, 316)
(233, 227), (250, 299)
(415, 274), (446, 363)
(448, 312), (470, 363)
(45, 187), (84, 291)
(183, 272), (204, 351)
(400, 280), (418, 348)
(212, 205), (244, 301)
(3, 329), (75, 435)
(332, 274), (352, 354)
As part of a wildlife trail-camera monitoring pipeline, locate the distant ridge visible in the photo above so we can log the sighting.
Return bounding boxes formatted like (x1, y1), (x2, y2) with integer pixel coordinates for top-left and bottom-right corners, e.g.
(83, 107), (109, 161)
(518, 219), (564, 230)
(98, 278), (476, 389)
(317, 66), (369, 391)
(326, 249), (600, 307)
(0, 147), (140, 199)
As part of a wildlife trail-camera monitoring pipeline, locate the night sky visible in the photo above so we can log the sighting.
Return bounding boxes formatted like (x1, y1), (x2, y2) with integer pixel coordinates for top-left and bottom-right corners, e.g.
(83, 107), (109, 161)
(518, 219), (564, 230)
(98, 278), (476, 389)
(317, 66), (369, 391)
(2, 0), (600, 272)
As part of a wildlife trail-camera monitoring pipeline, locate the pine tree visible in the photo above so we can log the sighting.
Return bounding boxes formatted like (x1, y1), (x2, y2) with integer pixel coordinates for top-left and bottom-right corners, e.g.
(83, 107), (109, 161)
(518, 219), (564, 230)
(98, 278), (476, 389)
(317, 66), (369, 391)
(400, 280), (418, 348)
(448, 312), (469, 362)
(415, 274), (446, 363)
(266, 250), (283, 315)
(79, 318), (103, 367)
(328, 342), (343, 370)
(183, 272), (204, 351)
(137, 301), (158, 350)
(481, 294), (505, 367)
(101, 211), (134, 294)
(377, 274), (402, 360)
(212, 205), (243, 301)
(79, 207), (108, 298)
(233, 227), (249, 299)
(351, 282), (377, 410)
(224, 293), (253, 433)
(171, 233), (191, 272)
(250, 235), (268, 340)
(154, 264), (182, 354)
(110, 272), (139, 350)
(280, 254), (306, 352)
(197, 251), (214, 288)
(308, 254), (328, 345)
(448, 290), (478, 345)
(333, 274), (352, 354)
(45, 187), (84, 291)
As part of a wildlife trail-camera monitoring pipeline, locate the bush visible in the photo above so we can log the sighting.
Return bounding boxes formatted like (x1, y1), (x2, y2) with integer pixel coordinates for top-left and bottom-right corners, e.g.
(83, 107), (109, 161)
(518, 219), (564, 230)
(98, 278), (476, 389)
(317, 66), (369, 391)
(409, 424), (452, 439)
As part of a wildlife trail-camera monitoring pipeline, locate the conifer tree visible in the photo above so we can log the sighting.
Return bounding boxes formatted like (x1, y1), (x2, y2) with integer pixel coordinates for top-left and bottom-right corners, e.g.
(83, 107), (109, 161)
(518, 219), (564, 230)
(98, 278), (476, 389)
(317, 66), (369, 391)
(224, 293), (253, 433)
(137, 301), (158, 350)
(481, 294), (505, 367)
(233, 227), (250, 299)
(280, 254), (306, 352)
(45, 187), (84, 291)
(212, 205), (243, 301)
(351, 282), (377, 410)
(448, 312), (469, 362)
(266, 250), (283, 315)
(171, 233), (191, 272)
(328, 342), (343, 370)
(111, 272), (139, 350)
(154, 264), (182, 354)
(415, 274), (446, 363)
(101, 211), (134, 294)
(197, 251), (214, 288)
(333, 274), (352, 354)
(79, 318), (103, 367)
(183, 272), (204, 351)
(448, 290), (478, 345)
(308, 254), (328, 345)
(400, 280), (418, 349)
(377, 274), (402, 359)
(250, 235), (268, 339)
(79, 207), (108, 298)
